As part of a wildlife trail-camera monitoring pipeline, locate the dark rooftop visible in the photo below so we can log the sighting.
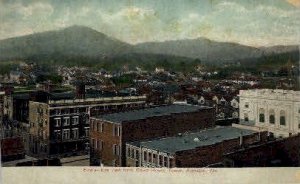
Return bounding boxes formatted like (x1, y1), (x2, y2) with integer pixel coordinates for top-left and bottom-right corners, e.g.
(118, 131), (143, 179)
(97, 104), (211, 123)
(128, 126), (257, 154)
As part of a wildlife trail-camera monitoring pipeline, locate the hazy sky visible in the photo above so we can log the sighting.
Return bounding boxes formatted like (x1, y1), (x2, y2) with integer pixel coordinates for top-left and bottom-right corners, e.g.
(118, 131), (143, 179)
(0, 0), (299, 46)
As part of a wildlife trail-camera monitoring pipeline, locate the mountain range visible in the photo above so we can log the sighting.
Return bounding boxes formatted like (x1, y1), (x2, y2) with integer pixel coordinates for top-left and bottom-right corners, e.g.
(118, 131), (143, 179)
(0, 25), (298, 64)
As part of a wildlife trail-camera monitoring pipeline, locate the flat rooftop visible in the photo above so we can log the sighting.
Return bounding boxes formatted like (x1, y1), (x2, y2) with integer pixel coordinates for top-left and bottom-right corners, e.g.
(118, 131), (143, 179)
(96, 104), (212, 123)
(128, 126), (257, 154)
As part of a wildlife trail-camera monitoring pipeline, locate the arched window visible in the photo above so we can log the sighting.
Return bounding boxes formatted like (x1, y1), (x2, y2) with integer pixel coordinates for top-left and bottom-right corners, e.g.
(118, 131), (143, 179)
(269, 109), (275, 124)
(280, 110), (286, 126)
(259, 108), (265, 123)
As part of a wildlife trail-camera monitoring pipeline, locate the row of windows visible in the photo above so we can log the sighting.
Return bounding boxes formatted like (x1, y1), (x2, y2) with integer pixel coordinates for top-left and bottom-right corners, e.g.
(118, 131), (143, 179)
(53, 127), (89, 140)
(90, 120), (121, 136)
(258, 109), (286, 125)
(142, 151), (170, 167)
(54, 116), (79, 127)
(91, 139), (103, 150)
(52, 108), (86, 115)
(258, 114), (286, 125)
(91, 120), (104, 133)
(91, 142), (120, 156)
(127, 147), (139, 160)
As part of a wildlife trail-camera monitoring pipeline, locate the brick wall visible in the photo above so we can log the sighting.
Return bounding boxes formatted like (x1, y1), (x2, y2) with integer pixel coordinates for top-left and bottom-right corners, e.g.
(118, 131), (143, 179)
(90, 108), (215, 166)
(1, 137), (25, 162)
(90, 120), (121, 166)
(121, 109), (215, 142)
(174, 131), (268, 167)
(224, 134), (300, 167)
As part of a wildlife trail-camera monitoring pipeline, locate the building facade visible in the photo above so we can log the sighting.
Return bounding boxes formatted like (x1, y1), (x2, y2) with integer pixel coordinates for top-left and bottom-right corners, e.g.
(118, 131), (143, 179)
(90, 104), (215, 167)
(239, 89), (300, 137)
(126, 126), (268, 168)
(28, 92), (147, 159)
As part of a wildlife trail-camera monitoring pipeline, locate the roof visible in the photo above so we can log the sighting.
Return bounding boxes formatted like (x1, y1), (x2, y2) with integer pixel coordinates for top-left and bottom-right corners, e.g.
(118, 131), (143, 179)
(128, 126), (257, 154)
(96, 104), (211, 123)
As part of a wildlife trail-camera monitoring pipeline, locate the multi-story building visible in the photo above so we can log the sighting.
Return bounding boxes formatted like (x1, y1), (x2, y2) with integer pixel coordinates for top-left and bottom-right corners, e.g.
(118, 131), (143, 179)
(90, 104), (215, 166)
(3, 93), (30, 125)
(28, 91), (147, 159)
(239, 89), (300, 137)
(223, 134), (300, 167)
(126, 126), (267, 168)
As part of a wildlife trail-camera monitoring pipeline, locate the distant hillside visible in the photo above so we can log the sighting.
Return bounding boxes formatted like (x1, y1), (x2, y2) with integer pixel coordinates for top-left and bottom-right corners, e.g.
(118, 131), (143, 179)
(0, 25), (298, 66)
(0, 25), (131, 61)
(133, 38), (263, 62)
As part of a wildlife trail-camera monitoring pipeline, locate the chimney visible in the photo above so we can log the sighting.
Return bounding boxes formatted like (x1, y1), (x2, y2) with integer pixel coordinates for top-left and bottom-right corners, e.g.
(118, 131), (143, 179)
(76, 82), (86, 99)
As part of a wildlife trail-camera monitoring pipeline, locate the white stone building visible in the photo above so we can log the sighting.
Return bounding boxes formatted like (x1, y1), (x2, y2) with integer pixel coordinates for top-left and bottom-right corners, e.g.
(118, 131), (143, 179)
(238, 89), (300, 137)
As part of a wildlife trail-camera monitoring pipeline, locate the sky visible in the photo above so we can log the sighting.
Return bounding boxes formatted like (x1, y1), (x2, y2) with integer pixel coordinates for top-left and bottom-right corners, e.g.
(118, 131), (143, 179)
(0, 0), (299, 47)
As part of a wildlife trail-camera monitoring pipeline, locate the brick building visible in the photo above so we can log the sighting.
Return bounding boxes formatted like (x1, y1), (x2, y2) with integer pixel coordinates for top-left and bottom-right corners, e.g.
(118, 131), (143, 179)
(28, 91), (147, 159)
(1, 136), (25, 162)
(126, 126), (268, 168)
(223, 134), (300, 167)
(90, 104), (215, 166)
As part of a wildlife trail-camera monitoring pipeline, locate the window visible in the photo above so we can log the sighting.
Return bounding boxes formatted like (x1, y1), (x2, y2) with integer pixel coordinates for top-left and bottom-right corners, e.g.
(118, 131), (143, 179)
(72, 128), (79, 139)
(97, 139), (103, 150)
(84, 127), (89, 137)
(113, 144), (120, 156)
(131, 149), (135, 159)
(159, 155), (163, 166)
(269, 109), (275, 124)
(113, 125), (121, 136)
(97, 122), (104, 132)
(144, 151), (147, 161)
(64, 109), (70, 114)
(169, 158), (174, 168)
(73, 108), (79, 113)
(136, 150), (139, 159)
(153, 154), (156, 163)
(127, 147), (131, 157)
(280, 110), (286, 126)
(245, 102), (249, 108)
(244, 113), (249, 122)
(62, 129), (70, 140)
(164, 157), (167, 167)
(54, 118), (61, 127)
(54, 130), (61, 139)
(95, 139), (103, 150)
(63, 117), (70, 126)
(91, 138), (95, 148)
(72, 116), (79, 125)
(148, 152), (152, 162)
(55, 109), (61, 115)
(259, 109), (265, 123)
